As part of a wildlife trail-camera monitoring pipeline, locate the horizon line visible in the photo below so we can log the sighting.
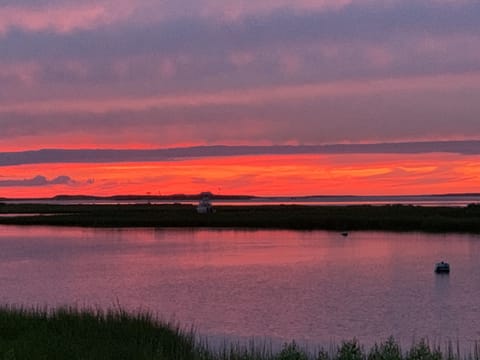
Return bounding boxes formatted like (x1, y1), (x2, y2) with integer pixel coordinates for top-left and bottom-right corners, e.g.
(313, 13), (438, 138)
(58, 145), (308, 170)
(3, 192), (480, 201)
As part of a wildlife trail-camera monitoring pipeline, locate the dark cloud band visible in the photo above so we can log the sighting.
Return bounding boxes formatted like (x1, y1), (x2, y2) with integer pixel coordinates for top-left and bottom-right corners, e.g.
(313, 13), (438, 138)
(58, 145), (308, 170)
(1, 141), (480, 167)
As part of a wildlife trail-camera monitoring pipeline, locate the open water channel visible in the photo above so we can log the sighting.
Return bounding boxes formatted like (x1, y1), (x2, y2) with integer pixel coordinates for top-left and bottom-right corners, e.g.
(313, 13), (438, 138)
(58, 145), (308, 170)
(0, 226), (479, 350)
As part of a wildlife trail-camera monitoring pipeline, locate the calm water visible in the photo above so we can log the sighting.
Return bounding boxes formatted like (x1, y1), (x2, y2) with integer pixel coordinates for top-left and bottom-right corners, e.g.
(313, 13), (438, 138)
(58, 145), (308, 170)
(0, 226), (479, 349)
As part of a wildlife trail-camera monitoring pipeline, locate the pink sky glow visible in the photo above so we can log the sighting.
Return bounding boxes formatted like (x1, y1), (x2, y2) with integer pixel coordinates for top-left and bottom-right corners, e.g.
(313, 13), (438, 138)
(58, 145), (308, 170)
(1, 0), (480, 196)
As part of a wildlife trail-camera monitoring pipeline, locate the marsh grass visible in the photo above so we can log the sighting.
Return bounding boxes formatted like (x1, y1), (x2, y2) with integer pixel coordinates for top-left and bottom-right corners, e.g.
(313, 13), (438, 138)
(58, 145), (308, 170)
(0, 307), (479, 360)
(0, 306), (196, 360)
(1, 203), (480, 232)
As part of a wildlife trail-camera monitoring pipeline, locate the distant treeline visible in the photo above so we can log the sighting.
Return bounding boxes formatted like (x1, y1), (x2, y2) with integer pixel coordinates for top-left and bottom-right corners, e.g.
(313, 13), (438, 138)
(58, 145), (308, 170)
(1, 203), (480, 232)
(29, 193), (255, 201)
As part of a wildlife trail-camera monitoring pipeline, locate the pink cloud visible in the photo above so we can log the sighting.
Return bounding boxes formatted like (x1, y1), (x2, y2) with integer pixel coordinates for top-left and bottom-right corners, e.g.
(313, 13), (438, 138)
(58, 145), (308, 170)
(0, 2), (133, 35)
(1, 0), (476, 36)
(229, 51), (255, 67)
(157, 59), (177, 79)
(413, 34), (480, 61)
(3, 71), (480, 115)
(364, 46), (393, 68)
(0, 0), (354, 35)
(0, 62), (40, 85)
(111, 54), (187, 80)
(62, 61), (89, 77)
(197, 0), (356, 21)
(277, 53), (302, 75)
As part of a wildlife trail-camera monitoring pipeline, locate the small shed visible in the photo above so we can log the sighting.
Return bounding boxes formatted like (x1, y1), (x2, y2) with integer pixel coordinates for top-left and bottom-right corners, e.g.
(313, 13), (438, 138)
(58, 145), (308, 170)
(197, 192), (214, 214)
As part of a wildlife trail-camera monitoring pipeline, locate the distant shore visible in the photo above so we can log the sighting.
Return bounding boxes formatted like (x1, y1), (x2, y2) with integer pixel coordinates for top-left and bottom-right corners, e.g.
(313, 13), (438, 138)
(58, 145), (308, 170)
(3, 192), (480, 204)
(1, 203), (480, 233)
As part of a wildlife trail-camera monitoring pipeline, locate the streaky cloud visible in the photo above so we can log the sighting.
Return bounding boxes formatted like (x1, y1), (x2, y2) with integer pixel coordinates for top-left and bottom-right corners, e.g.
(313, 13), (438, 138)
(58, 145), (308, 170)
(3, 71), (480, 114)
(1, 141), (480, 167)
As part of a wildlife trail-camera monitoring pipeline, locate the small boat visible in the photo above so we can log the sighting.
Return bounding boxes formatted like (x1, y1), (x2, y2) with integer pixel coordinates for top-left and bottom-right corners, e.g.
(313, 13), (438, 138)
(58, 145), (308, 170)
(434, 261), (450, 274)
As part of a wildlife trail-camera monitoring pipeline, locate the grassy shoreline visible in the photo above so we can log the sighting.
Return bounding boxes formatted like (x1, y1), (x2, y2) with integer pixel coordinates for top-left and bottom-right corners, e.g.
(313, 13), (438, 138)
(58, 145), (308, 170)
(0, 306), (477, 360)
(1, 203), (480, 233)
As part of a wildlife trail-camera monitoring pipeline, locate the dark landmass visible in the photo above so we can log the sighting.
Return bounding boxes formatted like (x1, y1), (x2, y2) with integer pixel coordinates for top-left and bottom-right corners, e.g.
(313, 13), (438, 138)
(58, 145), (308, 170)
(0, 193), (256, 202)
(1, 203), (480, 233)
(52, 193), (256, 201)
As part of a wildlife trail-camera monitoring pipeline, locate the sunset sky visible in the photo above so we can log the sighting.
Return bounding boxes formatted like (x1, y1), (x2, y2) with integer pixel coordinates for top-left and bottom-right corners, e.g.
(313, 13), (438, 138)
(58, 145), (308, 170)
(2, 0), (480, 197)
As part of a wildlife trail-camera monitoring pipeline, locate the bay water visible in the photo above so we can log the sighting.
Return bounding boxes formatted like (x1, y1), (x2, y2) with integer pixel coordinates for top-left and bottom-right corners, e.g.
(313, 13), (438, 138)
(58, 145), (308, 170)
(0, 226), (479, 350)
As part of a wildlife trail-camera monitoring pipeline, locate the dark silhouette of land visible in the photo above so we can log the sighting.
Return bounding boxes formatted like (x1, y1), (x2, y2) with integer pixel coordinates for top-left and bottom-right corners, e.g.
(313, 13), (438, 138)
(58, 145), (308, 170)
(1, 202), (480, 233)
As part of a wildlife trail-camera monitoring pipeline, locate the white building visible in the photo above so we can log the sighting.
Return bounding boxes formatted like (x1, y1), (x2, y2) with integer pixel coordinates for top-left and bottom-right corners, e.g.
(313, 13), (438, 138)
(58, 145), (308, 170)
(197, 192), (214, 214)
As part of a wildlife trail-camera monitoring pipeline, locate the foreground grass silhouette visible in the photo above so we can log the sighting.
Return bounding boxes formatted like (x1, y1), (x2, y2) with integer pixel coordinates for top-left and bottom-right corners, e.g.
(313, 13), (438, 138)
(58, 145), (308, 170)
(0, 307), (478, 360)
(0, 307), (196, 360)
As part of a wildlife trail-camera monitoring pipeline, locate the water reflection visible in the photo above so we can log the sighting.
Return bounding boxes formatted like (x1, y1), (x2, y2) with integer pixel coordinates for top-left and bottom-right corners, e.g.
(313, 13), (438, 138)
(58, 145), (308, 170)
(0, 226), (479, 350)
(434, 273), (450, 293)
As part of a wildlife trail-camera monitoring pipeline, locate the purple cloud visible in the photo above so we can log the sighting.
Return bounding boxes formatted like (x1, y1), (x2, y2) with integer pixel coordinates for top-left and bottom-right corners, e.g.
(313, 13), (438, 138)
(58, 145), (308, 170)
(1, 141), (480, 167)
(1, 0), (480, 148)
(0, 175), (75, 187)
